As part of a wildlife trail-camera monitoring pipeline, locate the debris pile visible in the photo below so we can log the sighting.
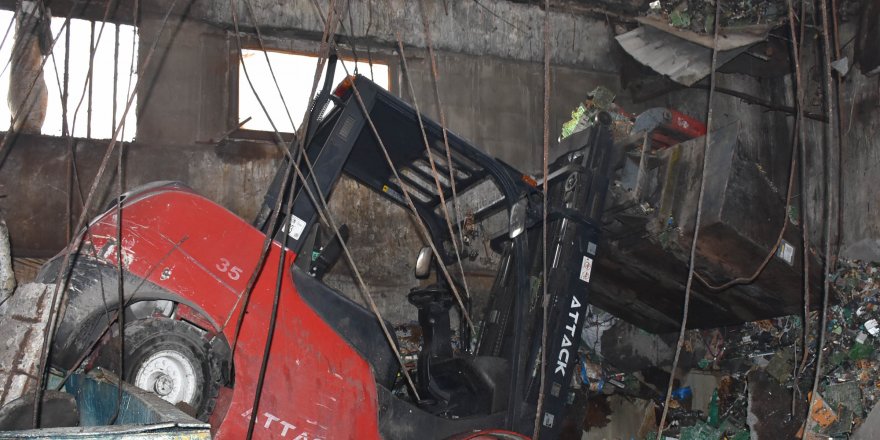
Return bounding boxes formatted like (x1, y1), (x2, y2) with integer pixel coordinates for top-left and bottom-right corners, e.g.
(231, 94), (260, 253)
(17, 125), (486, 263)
(560, 86), (633, 141)
(570, 259), (880, 438)
(806, 259), (880, 436)
(647, 0), (788, 33)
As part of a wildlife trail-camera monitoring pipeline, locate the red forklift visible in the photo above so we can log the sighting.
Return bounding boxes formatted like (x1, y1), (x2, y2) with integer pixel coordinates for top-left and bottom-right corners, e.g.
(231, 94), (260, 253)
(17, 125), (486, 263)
(38, 59), (615, 439)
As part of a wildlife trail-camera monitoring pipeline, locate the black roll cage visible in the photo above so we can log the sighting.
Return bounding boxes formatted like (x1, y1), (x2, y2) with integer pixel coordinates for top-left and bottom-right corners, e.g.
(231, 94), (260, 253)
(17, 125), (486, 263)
(255, 71), (535, 428)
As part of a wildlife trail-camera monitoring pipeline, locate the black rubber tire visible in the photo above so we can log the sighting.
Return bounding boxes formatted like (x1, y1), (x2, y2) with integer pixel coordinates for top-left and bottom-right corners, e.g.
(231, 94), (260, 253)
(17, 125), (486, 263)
(95, 317), (224, 421)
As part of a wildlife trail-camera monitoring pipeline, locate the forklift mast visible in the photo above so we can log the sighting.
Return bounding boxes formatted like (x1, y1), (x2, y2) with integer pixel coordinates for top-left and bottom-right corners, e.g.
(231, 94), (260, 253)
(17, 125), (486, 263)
(528, 113), (614, 437)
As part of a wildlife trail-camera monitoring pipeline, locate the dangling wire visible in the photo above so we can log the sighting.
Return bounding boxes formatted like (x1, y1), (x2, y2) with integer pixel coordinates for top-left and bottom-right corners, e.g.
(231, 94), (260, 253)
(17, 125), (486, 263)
(394, 35), (474, 343)
(656, 0), (723, 436)
(328, 2), (476, 335)
(33, 0), (181, 427)
(533, 0), (551, 437)
(784, 0), (812, 383)
(804, 0), (839, 430)
(228, 1), (426, 431)
(417, 0), (471, 300)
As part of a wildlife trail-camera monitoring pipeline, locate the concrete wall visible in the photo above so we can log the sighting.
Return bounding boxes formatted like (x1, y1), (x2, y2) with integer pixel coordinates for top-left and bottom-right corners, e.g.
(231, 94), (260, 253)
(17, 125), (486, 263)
(398, 49), (619, 174)
(635, 20), (880, 266)
(753, 21), (880, 263)
(199, 0), (618, 70)
(0, 135), (281, 257)
(835, 22), (880, 262)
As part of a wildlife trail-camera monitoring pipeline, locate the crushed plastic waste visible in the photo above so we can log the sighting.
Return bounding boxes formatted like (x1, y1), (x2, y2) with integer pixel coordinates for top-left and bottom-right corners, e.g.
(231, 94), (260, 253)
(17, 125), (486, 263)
(571, 259), (880, 439)
(647, 0), (789, 34)
(559, 86), (632, 141)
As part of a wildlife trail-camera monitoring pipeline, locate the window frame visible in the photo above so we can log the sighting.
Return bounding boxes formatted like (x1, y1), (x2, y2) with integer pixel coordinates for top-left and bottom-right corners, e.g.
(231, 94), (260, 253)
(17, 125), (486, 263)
(227, 35), (395, 143)
(0, 7), (140, 140)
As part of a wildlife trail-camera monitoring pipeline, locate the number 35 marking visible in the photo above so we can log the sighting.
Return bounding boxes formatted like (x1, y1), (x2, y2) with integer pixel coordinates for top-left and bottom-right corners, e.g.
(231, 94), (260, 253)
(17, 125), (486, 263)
(216, 258), (243, 281)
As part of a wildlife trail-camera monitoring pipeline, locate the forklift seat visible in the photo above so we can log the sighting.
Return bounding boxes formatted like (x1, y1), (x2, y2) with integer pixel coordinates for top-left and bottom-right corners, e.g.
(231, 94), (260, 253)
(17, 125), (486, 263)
(291, 265), (400, 389)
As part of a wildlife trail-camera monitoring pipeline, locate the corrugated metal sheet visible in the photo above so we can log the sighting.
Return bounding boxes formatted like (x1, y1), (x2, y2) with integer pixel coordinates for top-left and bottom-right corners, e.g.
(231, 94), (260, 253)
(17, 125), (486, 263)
(616, 18), (771, 85)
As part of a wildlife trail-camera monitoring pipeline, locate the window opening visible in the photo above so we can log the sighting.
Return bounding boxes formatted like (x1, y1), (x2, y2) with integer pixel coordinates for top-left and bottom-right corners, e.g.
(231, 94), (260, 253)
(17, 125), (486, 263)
(238, 49), (389, 133)
(0, 10), (138, 140)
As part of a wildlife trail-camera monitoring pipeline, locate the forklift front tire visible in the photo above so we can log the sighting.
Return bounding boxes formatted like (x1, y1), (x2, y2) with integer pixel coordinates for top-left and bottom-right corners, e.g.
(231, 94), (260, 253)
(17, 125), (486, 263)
(96, 317), (222, 420)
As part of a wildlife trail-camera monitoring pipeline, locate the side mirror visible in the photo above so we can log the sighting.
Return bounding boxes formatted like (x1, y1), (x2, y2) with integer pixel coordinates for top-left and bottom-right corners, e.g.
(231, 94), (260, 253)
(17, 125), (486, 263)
(414, 246), (433, 279)
(509, 198), (528, 239)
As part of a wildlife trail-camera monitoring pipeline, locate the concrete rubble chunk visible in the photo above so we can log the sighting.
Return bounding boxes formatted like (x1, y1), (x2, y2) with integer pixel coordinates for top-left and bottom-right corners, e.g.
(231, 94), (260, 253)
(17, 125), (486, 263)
(853, 399), (880, 439)
(0, 220), (16, 303)
(0, 283), (52, 408)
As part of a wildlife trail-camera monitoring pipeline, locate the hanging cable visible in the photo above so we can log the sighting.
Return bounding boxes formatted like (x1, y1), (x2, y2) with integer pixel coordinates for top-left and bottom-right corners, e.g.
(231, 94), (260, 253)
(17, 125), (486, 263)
(656, 0), (722, 436)
(32, 0), (181, 427)
(322, 3), (475, 334)
(229, 0), (401, 435)
(221, 0), (326, 357)
(230, 0), (423, 428)
(333, 57), (476, 334)
(44, 5), (142, 414)
(86, 21), (94, 138)
(418, 0), (470, 297)
(107, 91), (126, 426)
(231, 1), (424, 400)
(785, 0), (812, 377)
(33, 0), (139, 404)
(246, 151), (299, 440)
(240, 0), (298, 133)
(283, 4), (480, 399)
(533, 0), (551, 437)
(394, 35), (474, 338)
(111, 24), (119, 132)
(292, 148), (423, 401)
(68, 0), (116, 144)
(831, 0), (844, 264)
(228, 0), (427, 405)
(804, 0), (838, 430)
(230, 0), (424, 402)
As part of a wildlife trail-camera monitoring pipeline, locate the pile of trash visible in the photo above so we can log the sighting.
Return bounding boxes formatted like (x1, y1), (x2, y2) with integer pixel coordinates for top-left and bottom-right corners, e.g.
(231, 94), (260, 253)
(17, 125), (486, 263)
(572, 259), (880, 439)
(559, 86), (633, 141)
(646, 0), (788, 33)
(806, 259), (880, 436)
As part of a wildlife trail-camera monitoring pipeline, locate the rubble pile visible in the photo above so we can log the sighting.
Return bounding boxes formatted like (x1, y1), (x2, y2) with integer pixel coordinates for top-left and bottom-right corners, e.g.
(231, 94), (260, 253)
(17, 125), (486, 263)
(809, 259), (880, 435)
(642, 0), (864, 35)
(647, 0), (788, 33)
(572, 259), (880, 439)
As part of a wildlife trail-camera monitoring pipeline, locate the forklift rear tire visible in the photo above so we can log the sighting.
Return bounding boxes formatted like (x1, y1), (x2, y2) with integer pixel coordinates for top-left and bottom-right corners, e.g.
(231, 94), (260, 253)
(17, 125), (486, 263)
(95, 317), (224, 421)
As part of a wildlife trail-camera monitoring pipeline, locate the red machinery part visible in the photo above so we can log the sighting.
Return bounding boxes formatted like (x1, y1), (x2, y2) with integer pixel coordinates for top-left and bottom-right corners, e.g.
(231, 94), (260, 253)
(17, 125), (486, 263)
(80, 183), (381, 439)
(666, 109), (707, 139)
(631, 107), (707, 149)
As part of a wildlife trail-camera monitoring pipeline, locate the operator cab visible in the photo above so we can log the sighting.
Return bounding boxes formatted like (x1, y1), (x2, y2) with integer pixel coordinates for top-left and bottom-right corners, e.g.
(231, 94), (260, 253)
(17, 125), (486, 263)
(254, 64), (535, 390)
(255, 60), (613, 437)
(255, 68), (533, 414)
(407, 246), (511, 416)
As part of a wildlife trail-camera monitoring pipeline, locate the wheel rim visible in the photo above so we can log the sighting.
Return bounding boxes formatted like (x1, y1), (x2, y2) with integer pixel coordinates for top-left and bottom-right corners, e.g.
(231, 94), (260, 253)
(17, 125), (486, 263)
(133, 349), (198, 406)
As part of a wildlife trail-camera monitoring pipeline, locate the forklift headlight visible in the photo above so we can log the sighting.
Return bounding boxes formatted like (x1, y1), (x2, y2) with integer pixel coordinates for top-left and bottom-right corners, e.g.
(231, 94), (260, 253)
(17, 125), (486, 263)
(509, 198), (527, 239)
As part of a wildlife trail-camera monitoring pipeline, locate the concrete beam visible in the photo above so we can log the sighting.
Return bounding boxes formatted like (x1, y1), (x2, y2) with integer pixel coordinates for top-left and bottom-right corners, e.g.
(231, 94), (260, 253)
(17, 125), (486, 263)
(197, 0), (618, 71)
